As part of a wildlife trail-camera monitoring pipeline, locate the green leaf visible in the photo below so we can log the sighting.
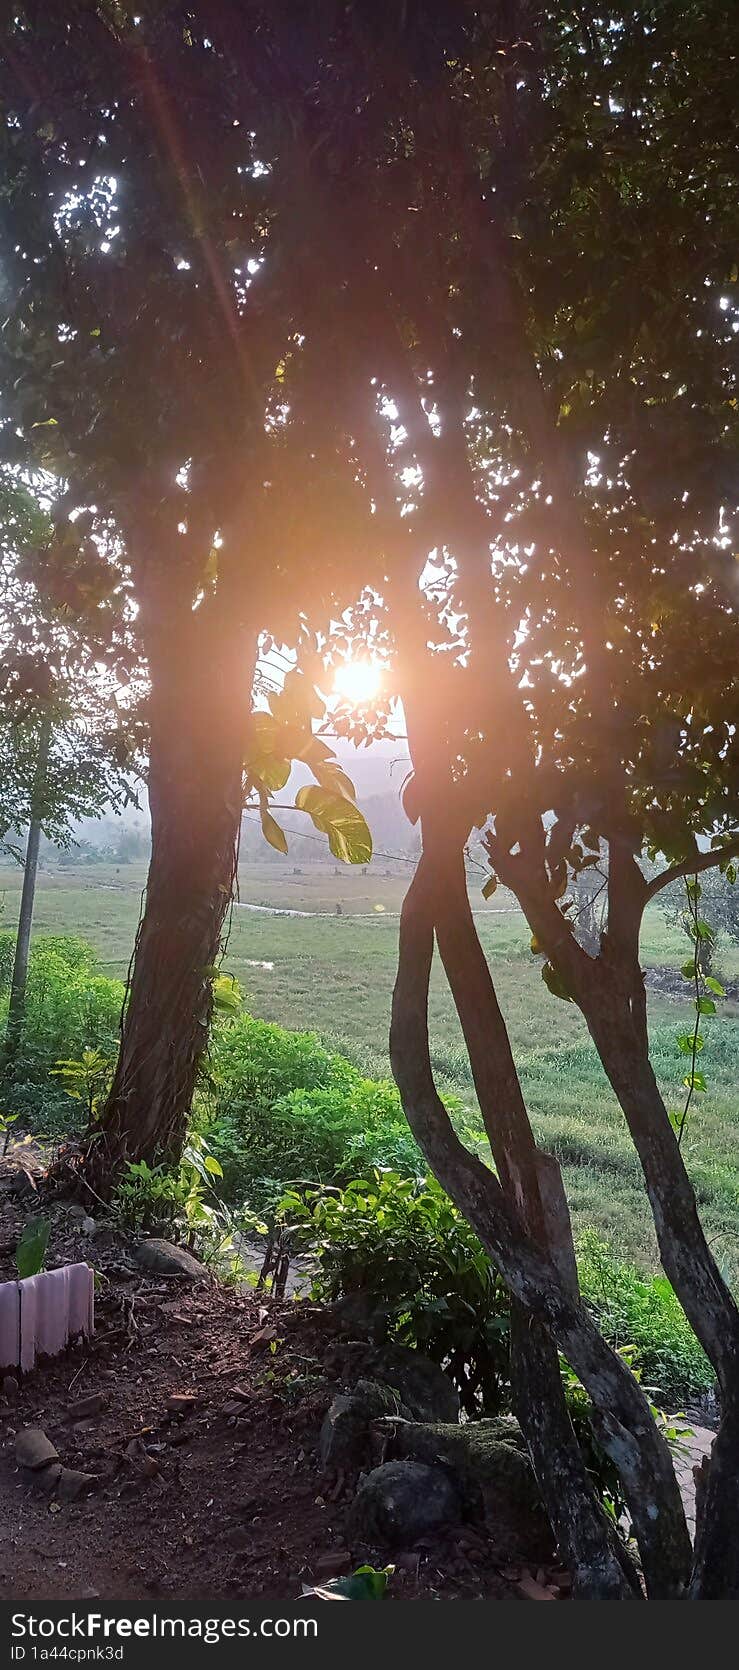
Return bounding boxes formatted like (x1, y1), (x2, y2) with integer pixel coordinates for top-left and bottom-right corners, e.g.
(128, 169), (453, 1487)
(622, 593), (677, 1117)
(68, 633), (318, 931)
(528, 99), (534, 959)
(313, 761), (357, 800)
(259, 805), (288, 854)
(248, 753), (291, 793)
(212, 973), (242, 1011)
(682, 1070), (707, 1094)
(295, 785), (372, 865)
(704, 977), (725, 997)
(697, 997), (716, 1016)
(676, 1030), (703, 1055)
(15, 1217), (51, 1280)
(306, 1566), (392, 1600)
(680, 959), (697, 980)
(203, 1154), (223, 1177)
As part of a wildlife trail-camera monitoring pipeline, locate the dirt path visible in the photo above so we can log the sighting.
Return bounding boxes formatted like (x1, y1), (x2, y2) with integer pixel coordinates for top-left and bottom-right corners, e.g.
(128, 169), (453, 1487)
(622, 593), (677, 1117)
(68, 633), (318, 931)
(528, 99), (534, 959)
(0, 1160), (524, 1603)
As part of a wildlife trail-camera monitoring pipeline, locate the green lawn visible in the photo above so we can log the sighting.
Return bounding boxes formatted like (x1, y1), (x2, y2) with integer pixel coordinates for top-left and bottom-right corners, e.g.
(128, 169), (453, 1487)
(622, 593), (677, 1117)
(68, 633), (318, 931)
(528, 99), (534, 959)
(2, 857), (738, 1277)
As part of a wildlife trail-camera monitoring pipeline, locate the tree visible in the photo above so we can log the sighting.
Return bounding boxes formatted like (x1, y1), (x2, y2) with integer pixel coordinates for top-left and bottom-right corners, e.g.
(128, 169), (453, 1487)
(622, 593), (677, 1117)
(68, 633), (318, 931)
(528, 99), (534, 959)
(3, 0), (738, 1595)
(1, 471), (140, 1070)
(661, 866), (739, 977)
(367, 3), (737, 1599)
(0, 2), (379, 1188)
(224, 0), (738, 1597)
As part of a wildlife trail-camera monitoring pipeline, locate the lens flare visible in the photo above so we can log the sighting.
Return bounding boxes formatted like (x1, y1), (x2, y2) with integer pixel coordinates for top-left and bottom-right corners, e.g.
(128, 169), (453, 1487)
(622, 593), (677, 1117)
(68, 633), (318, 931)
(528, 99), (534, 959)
(333, 660), (382, 705)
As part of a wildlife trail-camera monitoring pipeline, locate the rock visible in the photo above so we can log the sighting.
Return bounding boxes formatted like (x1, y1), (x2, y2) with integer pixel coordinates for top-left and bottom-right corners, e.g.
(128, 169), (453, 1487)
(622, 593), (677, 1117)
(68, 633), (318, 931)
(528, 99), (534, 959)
(12, 1167), (38, 1201)
(517, 1571), (557, 1601)
(349, 1460), (460, 1548)
(15, 1428), (60, 1471)
(248, 1326), (277, 1352)
(371, 1417), (551, 1558)
(80, 1217), (96, 1236)
(68, 1393), (107, 1421)
(57, 1467), (96, 1502)
(364, 1344), (459, 1424)
(312, 1549), (352, 1578)
(319, 1380), (411, 1473)
(133, 1240), (208, 1279)
(1, 1374), (19, 1402)
(331, 1292), (390, 1342)
(166, 1392), (199, 1414)
(32, 1462), (63, 1497)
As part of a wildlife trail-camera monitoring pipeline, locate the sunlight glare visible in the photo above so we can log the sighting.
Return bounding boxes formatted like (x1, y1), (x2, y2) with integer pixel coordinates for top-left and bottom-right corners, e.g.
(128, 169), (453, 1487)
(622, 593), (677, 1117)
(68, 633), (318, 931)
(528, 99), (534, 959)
(333, 659), (382, 705)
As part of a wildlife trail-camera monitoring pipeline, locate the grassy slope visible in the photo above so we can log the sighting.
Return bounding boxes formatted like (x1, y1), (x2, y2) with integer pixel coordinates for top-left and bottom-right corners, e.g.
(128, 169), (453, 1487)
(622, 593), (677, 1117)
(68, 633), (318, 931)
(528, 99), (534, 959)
(2, 857), (737, 1276)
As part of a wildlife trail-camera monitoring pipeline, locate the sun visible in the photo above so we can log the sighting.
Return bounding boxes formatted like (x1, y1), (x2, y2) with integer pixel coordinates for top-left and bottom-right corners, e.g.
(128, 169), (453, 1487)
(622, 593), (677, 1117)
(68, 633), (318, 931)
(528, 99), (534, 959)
(333, 659), (383, 705)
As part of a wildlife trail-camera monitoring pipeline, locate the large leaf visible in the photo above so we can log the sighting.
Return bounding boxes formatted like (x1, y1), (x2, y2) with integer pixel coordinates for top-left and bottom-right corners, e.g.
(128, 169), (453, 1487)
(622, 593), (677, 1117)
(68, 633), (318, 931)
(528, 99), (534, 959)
(247, 752), (291, 793)
(302, 1565), (391, 1601)
(313, 761), (357, 801)
(212, 973), (242, 1011)
(295, 785), (372, 865)
(259, 803), (288, 854)
(15, 1216), (51, 1280)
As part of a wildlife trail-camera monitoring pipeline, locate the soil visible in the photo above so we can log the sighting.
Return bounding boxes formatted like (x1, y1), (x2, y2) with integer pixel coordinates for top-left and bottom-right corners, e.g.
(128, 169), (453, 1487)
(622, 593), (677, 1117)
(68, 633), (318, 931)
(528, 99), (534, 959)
(643, 965), (739, 1003)
(0, 1143), (569, 1604)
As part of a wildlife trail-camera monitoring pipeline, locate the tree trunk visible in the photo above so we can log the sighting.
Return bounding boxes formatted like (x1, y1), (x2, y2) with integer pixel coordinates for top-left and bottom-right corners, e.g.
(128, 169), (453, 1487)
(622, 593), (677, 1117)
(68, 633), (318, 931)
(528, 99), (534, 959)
(690, 1396), (739, 1598)
(390, 855), (691, 1597)
(3, 712), (52, 1070)
(586, 1001), (739, 1598)
(83, 607), (256, 1195)
(490, 844), (739, 1593)
(427, 842), (637, 1596)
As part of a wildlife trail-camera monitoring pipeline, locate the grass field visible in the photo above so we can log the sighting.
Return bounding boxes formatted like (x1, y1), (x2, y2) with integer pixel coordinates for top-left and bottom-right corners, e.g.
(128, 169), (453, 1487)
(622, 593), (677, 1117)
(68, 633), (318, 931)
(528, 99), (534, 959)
(2, 856), (738, 1277)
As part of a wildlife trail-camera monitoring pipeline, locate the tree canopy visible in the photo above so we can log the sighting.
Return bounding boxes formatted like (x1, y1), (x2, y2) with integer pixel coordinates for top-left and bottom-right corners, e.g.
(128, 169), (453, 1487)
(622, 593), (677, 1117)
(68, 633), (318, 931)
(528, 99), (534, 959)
(1, 0), (737, 1601)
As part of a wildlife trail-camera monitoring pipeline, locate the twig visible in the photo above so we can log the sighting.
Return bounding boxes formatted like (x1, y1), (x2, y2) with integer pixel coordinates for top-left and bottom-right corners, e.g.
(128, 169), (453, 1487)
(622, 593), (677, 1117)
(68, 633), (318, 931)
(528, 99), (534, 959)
(67, 1357), (89, 1393)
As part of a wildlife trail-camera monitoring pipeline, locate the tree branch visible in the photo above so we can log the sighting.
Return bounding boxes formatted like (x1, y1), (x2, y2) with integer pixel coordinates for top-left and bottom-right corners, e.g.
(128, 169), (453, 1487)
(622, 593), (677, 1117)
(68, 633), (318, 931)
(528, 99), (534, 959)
(645, 837), (739, 903)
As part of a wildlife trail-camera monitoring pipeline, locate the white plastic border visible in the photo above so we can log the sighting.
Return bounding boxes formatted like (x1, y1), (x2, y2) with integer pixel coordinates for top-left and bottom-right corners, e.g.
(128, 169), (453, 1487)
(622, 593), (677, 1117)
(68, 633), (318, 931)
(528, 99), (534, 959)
(0, 1263), (94, 1373)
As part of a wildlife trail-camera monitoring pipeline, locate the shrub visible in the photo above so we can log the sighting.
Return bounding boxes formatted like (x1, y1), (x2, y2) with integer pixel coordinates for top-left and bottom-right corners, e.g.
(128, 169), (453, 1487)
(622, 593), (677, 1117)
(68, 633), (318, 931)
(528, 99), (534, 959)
(282, 1172), (716, 1420)
(205, 1015), (423, 1203)
(281, 1171), (511, 1417)
(577, 1228), (713, 1404)
(0, 935), (123, 1131)
(111, 1133), (267, 1282)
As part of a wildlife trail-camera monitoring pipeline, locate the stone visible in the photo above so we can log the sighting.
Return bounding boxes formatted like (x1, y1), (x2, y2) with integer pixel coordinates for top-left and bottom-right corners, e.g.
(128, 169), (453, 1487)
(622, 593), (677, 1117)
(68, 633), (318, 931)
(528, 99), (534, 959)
(15, 1428), (59, 1471)
(12, 1167), (38, 1201)
(32, 1462), (63, 1497)
(312, 1549), (352, 1578)
(517, 1571), (557, 1601)
(166, 1392), (199, 1414)
(67, 1393), (106, 1421)
(331, 1292), (390, 1342)
(364, 1344), (459, 1425)
(134, 1240), (208, 1279)
(80, 1217), (97, 1236)
(57, 1467), (96, 1502)
(319, 1380), (411, 1473)
(371, 1417), (551, 1557)
(349, 1460), (460, 1548)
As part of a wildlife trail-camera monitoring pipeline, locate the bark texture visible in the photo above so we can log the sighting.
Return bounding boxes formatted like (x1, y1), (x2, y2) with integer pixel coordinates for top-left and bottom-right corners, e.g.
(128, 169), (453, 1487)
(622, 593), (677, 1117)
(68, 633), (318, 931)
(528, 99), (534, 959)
(84, 606), (256, 1193)
(390, 855), (692, 1598)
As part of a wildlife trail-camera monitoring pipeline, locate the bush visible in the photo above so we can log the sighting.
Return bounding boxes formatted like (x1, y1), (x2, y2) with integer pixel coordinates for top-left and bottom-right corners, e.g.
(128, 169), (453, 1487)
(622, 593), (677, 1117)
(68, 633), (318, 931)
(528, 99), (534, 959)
(577, 1229), (713, 1404)
(205, 1015), (423, 1203)
(281, 1171), (511, 1417)
(281, 1172), (716, 1418)
(0, 935), (123, 1131)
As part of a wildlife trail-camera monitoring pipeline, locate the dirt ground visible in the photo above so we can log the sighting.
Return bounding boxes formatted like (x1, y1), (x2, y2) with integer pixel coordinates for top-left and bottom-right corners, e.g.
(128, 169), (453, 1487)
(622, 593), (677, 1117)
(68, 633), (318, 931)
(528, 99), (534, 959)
(0, 1146), (569, 1604)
